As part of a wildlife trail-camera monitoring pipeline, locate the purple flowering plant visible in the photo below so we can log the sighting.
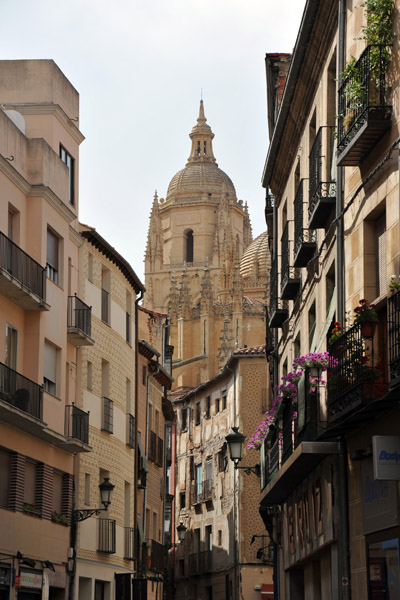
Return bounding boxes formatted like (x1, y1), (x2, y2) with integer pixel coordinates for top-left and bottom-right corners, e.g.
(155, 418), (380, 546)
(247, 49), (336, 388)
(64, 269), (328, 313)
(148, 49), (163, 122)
(246, 352), (337, 449)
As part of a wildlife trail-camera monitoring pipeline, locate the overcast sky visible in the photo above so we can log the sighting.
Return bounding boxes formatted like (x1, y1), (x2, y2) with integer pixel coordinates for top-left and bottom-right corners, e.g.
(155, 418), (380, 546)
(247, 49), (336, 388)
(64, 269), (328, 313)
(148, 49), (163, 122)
(1, 0), (305, 281)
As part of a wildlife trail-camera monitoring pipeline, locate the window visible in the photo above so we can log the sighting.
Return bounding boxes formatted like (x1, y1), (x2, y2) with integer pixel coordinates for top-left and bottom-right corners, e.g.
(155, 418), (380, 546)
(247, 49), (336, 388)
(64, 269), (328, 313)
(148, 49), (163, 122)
(218, 530), (222, 546)
(206, 396), (211, 418)
(222, 390), (227, 411)
(44, 341), (58, 396)
(179, 559), (185, 577)
(182, 407), (188, 431)
(126, 378), (131, 413)
(88, 252), (93, 282)
(215, 398), (220, 414)
(0, 449), (10, 509)
(218, 449), (227, 473)
(195, 402), (201, 425)
(24, 461), (37, 507)
(153, 511), (157, 541)
(127, 414), (135, 448)
(102, 397), (113, 433)
(46, 229), (59, 284)
(308, 302), (316, 350)
(5, 324), (17, 370)
(101, 268), (110, 324)
(52, 471), (63, 514)
(126, 291), (132, 344)
(196, 464), (202, 500)
(87, 361), (93, 390)
(84, 473), (90, 505)
(375, 212), (387, 297)
(185, 230), (194, 263)
(180, 492), (186, 510)
(60, 144), (74, 205)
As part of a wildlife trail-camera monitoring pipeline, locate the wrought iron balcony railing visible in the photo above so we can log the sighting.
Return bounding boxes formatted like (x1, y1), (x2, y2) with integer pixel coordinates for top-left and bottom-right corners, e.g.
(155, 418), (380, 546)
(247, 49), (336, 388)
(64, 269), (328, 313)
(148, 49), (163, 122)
(102, 397), (113, 433)
(268, 258), (288, 328)
(0, 231), (47, 307)
(124, 527), (137, 560)
(337, 45), (392, 166)
(0, 362), (43, 420)
(150, 539), (165, 573)
(281, 222), (300, 300)
(127, 413), (135, 448)
(293, 179), (317, 267)
(97, 518), (116, 553)
(328, 320), (388, 422)
(190, 481), (203, 505)
(67, 294), (92, 341)
(388, 291), (400, 386)
(199, 550), (212, 573)
(65, 404), (89, 444)
(308, 127), (336, 229)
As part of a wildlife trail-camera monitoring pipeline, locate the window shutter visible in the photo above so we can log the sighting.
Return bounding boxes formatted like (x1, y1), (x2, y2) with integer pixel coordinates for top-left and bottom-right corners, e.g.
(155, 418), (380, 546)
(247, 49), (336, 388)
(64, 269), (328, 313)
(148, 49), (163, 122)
(53, 472), (63, 513)
(44, 342), (57, 383)
(24, 461), (36, 505)
(46, 229), (58, 269)
(376, 214), (387, 296)
(0, 450), (10, 508)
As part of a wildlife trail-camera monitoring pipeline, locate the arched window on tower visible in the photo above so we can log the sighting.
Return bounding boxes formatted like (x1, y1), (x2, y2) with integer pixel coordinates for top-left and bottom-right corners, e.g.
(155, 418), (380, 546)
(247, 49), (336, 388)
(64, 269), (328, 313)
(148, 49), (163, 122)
(185, 230), (194, 263)
(204, 141), (207, 155)
(197, 141), (201, 157)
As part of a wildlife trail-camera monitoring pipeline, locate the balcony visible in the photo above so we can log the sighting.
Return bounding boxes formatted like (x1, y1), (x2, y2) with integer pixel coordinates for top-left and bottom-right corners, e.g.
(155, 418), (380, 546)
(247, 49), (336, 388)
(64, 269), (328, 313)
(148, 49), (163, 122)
(0, 362), (42, 420)
(199, 550), (212, 573)
(65, 404), (89, 445)
(150, 539), (165, 573)
(265, 191), (274, 236)
(293, 180), (317, 267)
(67, 295), (94, 346)
(0, 231), (48, 310)
(203, 479), (213, 502)
(97, 518), (116, 553)
(327, 320), (388, 426)
(189, 553), (200, 575)
(308, 127), (336, 229)
(268, 258), (288, 328)
(280, 222), (300, 300)
(190, 481), (203, 506)
(389, 291), (400, 386)
(337, 45), (392, 166)
(124, 527), (137, 560)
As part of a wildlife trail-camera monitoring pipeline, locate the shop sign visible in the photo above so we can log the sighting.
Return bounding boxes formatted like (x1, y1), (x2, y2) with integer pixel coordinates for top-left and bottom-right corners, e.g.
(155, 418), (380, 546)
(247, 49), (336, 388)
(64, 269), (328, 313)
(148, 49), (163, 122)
(15, 575), (21, 589)
(20, 570), (43, 589)
(373, 436), (400, 480)
(361, 459), (398, 535)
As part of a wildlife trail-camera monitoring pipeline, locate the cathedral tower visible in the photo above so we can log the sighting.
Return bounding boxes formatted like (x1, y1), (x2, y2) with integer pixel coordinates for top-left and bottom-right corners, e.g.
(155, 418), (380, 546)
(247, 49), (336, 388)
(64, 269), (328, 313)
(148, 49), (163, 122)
(145, 102), (267, 388)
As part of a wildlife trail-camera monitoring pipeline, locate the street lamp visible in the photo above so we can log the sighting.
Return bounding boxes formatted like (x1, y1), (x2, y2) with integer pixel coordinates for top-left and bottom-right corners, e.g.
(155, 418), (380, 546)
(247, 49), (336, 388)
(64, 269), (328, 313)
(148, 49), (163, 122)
(225, 427), (260, 477)
(72, 476), (115, 523)
(176, 522), (187, 543)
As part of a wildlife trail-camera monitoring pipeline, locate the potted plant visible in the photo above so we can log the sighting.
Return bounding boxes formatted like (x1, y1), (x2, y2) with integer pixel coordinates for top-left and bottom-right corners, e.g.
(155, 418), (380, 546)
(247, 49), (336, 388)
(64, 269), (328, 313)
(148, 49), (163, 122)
(51, 511), (70, 525)
(389, 275), (400, 294)
(23, 502), (41, 516)
(354, 299), (378, 337)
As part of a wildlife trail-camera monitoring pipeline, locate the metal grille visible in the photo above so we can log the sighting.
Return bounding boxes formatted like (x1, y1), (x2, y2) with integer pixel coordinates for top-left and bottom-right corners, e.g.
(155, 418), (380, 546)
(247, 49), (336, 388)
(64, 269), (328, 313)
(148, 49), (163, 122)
(269, 257), (278, 315)
(102, 397), (113, 433)
(0, 361), (43, 420)
(308, 126), (336, 220)
(101, 288), (109, 324)
(97, 518), (116, 553)
(65, 404), (89, 444)
(127, 414), (135, 448)
(124, 527), (137, 560)
(67, 295), (92, 337)
(0, 231), (46, 300)
(150, 539), (165, 573)
(388, 292), (400, 384)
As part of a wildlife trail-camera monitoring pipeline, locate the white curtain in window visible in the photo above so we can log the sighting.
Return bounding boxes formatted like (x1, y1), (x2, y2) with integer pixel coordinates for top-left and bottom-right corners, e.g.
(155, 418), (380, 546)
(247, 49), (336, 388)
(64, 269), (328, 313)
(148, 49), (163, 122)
(44, 342), (57, 384)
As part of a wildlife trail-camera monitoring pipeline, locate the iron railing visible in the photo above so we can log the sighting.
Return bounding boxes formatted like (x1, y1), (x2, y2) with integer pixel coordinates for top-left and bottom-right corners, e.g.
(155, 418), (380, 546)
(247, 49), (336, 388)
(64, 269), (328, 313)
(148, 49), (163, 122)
(150, 540), (165, 573)
(294, 180), (316, 262)
(102, 397), (113, 433)
(308, 126), (336, 222)
(199, 550), (212, 573)
(269, 257), (279, 317)
(190, 481), (203, 505)
(281, 403), (294, 464)
(388, 291), (400, 384)
(97, 518), (116, 553)
(124, 527), (137, 560)
(67, 295), (92, 337)
(280, 222), (290, 295)
(337, 45), (392, 155)
(65, 404), (89, 444)
(0, 231), (46, 301)
(0, 362), (43, 420)
(327, 320), (388, 421)
(127, 414), (135, 448)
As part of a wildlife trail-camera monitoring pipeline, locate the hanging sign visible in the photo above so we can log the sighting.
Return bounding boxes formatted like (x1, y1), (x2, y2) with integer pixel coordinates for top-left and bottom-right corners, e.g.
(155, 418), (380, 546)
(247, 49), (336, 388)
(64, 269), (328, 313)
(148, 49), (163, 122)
(373, 436), (400, 480)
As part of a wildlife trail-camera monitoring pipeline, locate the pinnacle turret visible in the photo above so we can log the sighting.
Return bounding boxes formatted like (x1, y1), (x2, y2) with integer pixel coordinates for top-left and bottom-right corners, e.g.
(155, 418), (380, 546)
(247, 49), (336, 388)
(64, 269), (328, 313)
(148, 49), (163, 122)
(187, 100), (217, 166)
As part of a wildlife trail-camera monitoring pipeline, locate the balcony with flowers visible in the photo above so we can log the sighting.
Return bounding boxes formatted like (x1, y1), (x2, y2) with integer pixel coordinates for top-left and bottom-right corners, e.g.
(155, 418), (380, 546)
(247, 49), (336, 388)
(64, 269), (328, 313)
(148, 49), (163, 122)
(256, 353), (339, 505)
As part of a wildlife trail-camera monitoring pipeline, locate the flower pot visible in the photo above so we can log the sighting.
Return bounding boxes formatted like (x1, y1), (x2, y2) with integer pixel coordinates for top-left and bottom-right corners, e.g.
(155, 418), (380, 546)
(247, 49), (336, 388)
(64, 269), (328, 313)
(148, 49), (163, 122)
(360, 321), (377, 338)
(309, 366), (322, 378)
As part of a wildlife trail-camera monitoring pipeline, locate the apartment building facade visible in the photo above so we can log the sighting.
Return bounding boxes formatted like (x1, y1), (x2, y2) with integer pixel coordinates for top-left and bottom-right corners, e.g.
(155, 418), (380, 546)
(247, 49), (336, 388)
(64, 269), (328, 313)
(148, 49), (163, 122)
(172, 346), (273, 600)
(0, 60), (89, 600)
(259, 1), (400, 599)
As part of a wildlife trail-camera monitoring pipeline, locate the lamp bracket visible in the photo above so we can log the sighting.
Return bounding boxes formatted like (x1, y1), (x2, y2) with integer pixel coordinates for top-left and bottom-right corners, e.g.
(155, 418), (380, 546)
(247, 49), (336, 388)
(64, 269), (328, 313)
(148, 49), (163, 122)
(235, 463), (261, 477)
(72, 507), (106, 523)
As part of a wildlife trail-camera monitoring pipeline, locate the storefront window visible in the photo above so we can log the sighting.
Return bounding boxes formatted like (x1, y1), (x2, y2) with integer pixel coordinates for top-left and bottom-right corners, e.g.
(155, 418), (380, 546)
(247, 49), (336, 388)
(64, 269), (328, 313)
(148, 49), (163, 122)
(368, 537), (400, 599)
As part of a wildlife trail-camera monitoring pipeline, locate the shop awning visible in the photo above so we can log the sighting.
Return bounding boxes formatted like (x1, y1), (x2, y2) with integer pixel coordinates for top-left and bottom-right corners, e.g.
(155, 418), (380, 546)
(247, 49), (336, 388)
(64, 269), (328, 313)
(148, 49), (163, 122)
(261, 583), (274, 598)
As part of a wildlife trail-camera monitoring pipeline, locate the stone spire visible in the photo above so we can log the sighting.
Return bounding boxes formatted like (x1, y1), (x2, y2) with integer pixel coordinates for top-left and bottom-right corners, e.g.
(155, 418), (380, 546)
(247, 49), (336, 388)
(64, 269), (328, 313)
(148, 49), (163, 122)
(187, 100), (217, 166)
(145, 191), (163, 269)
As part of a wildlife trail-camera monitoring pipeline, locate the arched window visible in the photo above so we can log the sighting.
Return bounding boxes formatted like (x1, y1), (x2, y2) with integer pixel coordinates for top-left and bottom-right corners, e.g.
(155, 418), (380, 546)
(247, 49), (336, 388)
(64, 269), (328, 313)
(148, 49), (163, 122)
(185, 230), (194, 263)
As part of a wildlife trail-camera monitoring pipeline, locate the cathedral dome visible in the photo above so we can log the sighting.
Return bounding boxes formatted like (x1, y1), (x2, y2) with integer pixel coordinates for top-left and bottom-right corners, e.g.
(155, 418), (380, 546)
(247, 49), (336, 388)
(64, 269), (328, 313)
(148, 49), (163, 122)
(166, 100), (237, 201)
(167, 163), (236, 199)
(240, 231), (270, 281)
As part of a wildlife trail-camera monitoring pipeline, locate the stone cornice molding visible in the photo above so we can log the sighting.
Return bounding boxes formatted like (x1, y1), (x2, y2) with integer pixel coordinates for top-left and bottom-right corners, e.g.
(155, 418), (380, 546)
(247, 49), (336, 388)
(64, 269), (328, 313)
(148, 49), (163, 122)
(0, 154), (76, 224)
(69, 225), (83, 247)
(3, 103), (85, 144)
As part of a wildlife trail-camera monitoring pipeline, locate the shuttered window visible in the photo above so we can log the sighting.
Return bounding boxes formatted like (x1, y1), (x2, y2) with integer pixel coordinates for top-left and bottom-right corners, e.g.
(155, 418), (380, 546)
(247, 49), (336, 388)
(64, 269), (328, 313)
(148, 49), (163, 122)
(53, 471), (63, 513)
(0, 449), (10, 508)
(24, 461), (36, 505)
(46, 229), (59, 284)
(44, 341), (57, 395)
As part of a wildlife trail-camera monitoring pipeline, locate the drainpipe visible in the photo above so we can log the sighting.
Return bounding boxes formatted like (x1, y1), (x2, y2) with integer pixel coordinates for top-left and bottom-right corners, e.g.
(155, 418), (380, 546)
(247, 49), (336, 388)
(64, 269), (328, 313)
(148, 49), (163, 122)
(336, 0), (346, 326)
(134, 290), (144, 563)
(338, 438), (351, 600)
